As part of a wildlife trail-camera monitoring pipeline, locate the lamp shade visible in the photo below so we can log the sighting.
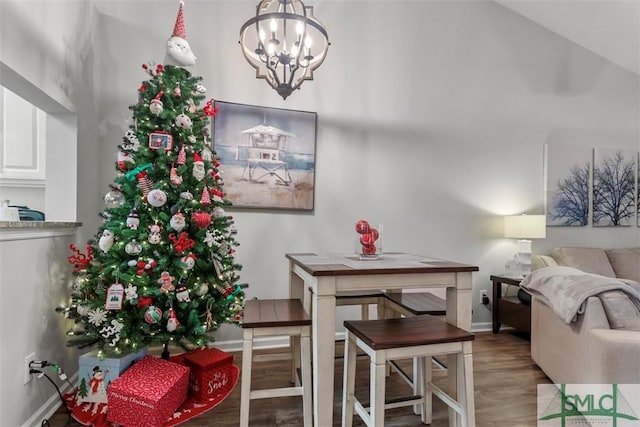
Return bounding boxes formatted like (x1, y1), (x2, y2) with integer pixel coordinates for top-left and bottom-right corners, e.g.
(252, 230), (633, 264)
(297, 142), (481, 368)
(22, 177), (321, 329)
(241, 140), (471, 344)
(504, 214), (546, 239)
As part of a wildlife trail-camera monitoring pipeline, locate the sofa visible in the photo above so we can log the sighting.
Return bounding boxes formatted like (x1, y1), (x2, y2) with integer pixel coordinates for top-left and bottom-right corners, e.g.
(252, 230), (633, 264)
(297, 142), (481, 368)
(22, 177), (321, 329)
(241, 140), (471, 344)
(526, 247), (640, 384)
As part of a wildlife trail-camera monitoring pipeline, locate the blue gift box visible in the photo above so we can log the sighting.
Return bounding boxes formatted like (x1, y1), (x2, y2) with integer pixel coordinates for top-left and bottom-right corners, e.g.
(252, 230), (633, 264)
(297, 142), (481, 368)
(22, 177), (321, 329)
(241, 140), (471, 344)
(77, 347), (147, 404)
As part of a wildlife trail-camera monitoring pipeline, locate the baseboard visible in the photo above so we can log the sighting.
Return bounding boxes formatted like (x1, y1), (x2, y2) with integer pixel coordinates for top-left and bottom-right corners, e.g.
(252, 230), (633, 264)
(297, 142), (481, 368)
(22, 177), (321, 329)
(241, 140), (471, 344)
(21, 372), (78, 427)
(472, 322), (492, 333)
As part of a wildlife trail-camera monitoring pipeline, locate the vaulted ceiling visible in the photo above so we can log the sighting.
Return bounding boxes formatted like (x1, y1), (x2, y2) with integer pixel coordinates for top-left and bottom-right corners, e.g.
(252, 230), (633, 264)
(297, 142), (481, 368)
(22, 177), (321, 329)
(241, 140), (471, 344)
(93, 0), (640, 76)
(495, 0), (639, 75)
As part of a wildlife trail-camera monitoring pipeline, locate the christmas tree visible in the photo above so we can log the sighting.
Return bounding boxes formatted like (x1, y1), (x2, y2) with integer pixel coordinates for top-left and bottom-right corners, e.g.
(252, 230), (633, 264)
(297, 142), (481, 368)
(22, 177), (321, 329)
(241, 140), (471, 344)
(59, 1), (243, 356)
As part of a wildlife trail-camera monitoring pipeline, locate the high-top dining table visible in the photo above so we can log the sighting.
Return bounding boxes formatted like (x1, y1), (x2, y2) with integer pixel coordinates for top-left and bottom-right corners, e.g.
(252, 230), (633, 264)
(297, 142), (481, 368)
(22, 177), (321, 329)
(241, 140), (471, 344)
(287, 252), (479, 427)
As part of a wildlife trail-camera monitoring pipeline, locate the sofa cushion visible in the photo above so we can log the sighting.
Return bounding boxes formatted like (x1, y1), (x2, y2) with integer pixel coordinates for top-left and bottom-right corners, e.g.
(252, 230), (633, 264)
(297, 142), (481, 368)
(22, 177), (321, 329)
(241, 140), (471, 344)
(532, 255), (557, 270)
(598, 290), (640, 331)
(551, 247), (616, 278)
(606, 248), (640, 283)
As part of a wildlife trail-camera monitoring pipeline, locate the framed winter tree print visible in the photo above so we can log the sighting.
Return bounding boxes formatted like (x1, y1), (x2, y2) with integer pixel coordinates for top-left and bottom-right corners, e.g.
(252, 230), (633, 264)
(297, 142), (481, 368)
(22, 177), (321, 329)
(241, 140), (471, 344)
(592, 148), (636, 227)
(545, 143), (592, 226)
(212, 101), (317, 210)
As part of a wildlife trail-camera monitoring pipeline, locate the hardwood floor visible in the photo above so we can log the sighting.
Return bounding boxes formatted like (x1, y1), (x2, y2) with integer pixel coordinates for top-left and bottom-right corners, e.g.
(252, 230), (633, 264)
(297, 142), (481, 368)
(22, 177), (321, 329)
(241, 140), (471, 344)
(48, 331), (550, 426)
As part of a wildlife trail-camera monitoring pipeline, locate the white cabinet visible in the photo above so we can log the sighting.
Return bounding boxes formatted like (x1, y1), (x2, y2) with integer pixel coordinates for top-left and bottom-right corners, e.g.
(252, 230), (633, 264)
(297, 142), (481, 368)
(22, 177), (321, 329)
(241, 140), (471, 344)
(0, 86), (46, 186)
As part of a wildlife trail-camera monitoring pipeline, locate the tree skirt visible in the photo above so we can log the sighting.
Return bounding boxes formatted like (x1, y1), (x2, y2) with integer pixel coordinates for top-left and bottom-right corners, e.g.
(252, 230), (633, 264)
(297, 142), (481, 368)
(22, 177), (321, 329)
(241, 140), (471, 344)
(63, 364), (239, 427)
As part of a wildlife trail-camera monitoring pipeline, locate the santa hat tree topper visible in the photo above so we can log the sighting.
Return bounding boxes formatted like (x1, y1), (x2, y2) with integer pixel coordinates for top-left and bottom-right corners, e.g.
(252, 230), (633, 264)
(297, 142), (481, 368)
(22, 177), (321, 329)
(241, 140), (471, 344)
(165, 0), (197, 67)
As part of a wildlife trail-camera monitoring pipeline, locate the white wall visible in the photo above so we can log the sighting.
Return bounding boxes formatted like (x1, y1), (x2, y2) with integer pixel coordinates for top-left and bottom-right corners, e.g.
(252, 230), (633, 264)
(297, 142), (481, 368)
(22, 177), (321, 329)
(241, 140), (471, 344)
(94, 0), (639, 345)
(0, 1), (97, 425)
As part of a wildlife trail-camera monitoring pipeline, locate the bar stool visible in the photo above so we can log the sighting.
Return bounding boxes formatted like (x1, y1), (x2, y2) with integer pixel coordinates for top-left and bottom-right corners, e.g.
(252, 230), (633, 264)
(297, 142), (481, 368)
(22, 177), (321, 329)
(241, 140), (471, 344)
(342, 315), (475, 427)
(336, 290), (386, 320)
(384, 291), (446, 318)
(384, 291), (448, 400)
(240, 299), (312, 427)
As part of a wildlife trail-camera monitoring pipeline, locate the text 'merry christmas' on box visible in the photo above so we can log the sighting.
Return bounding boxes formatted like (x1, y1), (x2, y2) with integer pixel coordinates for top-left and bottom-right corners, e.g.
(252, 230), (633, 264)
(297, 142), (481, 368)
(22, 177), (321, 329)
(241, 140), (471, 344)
(184, 347), (234, 402)
(77, 347), (148, 404)
(107, 355), (189, 427)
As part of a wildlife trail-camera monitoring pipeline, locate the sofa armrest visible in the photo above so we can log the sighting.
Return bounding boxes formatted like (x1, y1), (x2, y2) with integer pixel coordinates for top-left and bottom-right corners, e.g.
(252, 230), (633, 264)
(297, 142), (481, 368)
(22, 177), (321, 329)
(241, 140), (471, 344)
(531, 296), (610, 384)
(588, 329), (640, 383)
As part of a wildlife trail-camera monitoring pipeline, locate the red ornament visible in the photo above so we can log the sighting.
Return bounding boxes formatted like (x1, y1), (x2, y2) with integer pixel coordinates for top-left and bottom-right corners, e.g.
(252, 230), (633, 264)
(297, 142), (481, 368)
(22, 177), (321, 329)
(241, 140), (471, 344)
(177, 145), (187, 165)
(67, 244), (94, 272)
(136, 258), (157, 275)
(144, 306), (163, 324)
(360, 233), (375, 246)
(210, 187), (224, 202)
(168, 232), (196, 253)
(200, 186), (211, 205)
(203, 99), (219, 117)
(148, 131), (173, 151)
(142, 62), (163, 76)
(355, 220), (370, 234)
(137, 296), (153, 308)
(135, 171), (153, 198)
(362, 244), (377, 255)
(192, 211), (212, 228)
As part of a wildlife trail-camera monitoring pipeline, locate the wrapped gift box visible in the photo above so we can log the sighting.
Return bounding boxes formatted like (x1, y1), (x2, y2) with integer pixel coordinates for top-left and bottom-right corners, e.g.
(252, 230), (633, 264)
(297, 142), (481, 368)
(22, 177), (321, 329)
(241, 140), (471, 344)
(77, 347), (147, 404)
(183, 347), (234, 402)
(107, 355), (189, 427)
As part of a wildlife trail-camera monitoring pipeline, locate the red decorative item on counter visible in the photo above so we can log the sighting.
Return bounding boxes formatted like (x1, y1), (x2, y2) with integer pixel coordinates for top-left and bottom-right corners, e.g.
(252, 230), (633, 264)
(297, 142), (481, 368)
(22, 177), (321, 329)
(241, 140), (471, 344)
(355, 219), (381, 258)
(183, 348), (234, 403)
(355, 220), (370, 234)
(107, 355), (189, 427)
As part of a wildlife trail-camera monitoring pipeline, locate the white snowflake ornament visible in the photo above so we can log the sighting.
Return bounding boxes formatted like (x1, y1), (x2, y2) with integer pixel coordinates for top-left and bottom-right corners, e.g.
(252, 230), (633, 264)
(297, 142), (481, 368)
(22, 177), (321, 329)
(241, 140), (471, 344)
(87, 308), (108, 326)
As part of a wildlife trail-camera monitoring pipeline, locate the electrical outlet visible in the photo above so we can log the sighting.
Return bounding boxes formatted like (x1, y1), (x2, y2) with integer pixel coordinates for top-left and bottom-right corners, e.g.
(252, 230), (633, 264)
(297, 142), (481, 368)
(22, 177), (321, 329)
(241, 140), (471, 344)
(24, 352), (35, 385)
(480, 290), (489, 305)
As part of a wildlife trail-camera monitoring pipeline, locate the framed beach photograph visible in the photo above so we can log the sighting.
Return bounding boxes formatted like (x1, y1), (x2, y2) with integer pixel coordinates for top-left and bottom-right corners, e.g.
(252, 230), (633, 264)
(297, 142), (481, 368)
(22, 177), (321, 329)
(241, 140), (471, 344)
(212, 101), (317, 210)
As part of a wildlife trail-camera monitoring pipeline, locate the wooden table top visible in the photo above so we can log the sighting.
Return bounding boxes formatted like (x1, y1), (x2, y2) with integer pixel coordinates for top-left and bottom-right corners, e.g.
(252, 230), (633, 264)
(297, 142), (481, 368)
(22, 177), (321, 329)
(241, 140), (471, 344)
(286, 252), (479, 277)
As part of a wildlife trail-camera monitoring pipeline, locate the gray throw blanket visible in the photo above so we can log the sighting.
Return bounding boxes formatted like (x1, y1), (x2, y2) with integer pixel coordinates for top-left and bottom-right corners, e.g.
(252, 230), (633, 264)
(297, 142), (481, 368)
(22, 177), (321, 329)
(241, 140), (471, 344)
(521, 266), (640, 324)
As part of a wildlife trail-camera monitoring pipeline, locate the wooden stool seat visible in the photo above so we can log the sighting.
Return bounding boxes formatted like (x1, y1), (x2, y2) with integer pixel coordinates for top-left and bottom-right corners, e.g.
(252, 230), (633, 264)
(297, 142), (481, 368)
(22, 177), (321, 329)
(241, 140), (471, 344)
(342, 315), (476, 427)
(345, 315), (474, 350)
(336, 290), (386, 321)
(240, 299), (312, 427)
(384, 291), (446, 316)
(336, 290), (386, 299)
(242, 298), (312, 328)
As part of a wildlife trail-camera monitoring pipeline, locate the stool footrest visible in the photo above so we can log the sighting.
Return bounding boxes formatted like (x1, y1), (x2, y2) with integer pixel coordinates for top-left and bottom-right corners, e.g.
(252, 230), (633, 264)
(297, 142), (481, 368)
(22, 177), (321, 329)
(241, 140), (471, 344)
(385, 395), (424, 409)
(253, 353), (293, 363)
(389, 360), (413, 387)
(430, 383), (463, 416)
(251, 386), (304, 400)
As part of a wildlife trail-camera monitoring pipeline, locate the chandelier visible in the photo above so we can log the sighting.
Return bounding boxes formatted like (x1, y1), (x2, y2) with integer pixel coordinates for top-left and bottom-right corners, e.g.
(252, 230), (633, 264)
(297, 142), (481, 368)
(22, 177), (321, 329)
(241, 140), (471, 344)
(240, 0), (330, 100)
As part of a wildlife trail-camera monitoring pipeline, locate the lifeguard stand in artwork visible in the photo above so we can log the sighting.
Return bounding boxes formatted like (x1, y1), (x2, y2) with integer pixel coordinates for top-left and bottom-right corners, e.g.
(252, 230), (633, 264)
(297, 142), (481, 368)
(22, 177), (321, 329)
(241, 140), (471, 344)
(236, 124), (294, 185)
